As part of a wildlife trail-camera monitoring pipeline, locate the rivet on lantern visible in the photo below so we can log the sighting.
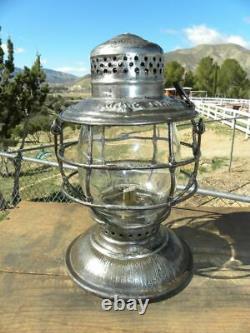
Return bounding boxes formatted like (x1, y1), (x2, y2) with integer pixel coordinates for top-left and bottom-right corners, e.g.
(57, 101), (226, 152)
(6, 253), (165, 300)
(52, 33), (204, 301)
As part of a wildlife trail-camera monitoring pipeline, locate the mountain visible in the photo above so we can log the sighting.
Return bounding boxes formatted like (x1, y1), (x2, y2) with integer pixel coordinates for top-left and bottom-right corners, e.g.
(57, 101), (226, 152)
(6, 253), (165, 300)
(164, 43), (250, 76)
(67, 43), (250, 89)
(68, 74), (91, 92)
(43, 68), (77, 84)
(14, 67), (78, 85)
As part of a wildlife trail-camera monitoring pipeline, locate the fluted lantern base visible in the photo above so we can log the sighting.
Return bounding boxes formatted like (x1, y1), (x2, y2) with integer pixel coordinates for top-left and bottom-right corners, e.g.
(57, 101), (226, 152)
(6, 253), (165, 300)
(65, 225), (193, 301)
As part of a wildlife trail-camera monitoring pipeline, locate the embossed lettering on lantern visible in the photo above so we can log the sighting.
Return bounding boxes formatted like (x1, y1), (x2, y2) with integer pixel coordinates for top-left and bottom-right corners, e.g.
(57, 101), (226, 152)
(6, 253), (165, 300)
(77, 124), (181, 227)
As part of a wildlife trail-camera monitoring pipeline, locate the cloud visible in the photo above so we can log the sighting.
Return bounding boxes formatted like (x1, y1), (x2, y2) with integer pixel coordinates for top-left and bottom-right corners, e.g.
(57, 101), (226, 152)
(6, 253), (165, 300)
(183, 25), (250, 48)
(1, 43), (25, 54)
(15, 47), (25, 54)
(161, 28), (178, 35)
(55, 66), (88, 76)
(41, 58), (48, 65)
(243, 16), (250, 24)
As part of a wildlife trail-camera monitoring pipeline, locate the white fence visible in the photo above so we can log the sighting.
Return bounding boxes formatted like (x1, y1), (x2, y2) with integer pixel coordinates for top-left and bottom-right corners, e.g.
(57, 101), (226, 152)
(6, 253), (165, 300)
(192, 98), (250, 138)
(191, 97), (250, 109)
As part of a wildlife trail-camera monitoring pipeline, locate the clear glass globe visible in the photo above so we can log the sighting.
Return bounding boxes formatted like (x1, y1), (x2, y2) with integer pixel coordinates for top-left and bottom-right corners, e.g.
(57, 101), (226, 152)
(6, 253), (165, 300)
(78, 124), (180, 227)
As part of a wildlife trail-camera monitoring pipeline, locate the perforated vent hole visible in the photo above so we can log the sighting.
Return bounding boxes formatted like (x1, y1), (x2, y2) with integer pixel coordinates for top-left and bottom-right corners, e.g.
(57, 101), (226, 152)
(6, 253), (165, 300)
(108, 62), (112, 67)
(103, 57), (107, 61)
(153, 57), (156, 61)
(134, 55), (139, 61)
(149, 63), (153, 68)
(129, 62), (134, 67)
(135, 67), (139, 73)
(113, 68), (117, 73)
(123, 68), (128, 73)
(145, 68), (149, 74)
(113, 56), (117, 61)
(144, 56), (148, 61)
(103, 69), (108, 73)
(153, 69), (157, 74)
(123, 56), (128, 61)
(140, 62), (145, 67)
(118, 62), (123, 67)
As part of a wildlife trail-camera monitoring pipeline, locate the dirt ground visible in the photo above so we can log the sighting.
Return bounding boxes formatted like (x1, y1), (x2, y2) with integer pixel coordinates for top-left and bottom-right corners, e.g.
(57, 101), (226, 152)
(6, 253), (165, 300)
(179, 122), (250, 208)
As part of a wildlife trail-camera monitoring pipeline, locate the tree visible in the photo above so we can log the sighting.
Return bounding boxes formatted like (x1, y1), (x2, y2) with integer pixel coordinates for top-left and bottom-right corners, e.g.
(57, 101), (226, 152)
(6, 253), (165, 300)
(5, 38), (14, 74)
(13, 94), (66, 143)
(164, 61), (185, 87)
(194, 57), (219, 96)
(0, 29), (19, 151)
(14, 54), (49, 131)
(0, 28), (49, 206)
(183, 70), (194, 87)
(0, 48), (49, 151)
(217, 59), (250, 98)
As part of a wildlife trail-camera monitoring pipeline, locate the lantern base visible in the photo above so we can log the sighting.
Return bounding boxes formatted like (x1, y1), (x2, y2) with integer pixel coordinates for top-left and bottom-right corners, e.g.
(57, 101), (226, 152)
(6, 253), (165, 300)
(65, 225), (192, 301)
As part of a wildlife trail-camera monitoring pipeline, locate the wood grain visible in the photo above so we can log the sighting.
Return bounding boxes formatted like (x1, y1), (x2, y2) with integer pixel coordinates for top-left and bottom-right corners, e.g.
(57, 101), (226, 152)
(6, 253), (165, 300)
(0, 202), (250, 333)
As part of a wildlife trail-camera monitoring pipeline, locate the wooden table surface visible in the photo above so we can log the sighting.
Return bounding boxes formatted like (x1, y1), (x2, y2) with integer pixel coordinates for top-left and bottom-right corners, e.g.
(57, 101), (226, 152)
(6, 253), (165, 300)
(0, 202), (250, 333)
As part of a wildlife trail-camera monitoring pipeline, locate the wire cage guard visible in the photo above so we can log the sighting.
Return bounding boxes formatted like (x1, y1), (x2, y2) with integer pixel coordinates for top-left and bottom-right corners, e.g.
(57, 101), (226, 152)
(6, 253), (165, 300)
(52, 118), (204, 213)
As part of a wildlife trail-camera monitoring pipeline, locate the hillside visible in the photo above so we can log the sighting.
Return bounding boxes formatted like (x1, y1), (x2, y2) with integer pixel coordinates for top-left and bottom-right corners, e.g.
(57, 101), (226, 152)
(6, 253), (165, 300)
(164, 43), (250, 76)
(66, 43), (250, 89)
(43, 68), (77, 84)
(68, 74), (91, 92)
(14, 67), (78, 85)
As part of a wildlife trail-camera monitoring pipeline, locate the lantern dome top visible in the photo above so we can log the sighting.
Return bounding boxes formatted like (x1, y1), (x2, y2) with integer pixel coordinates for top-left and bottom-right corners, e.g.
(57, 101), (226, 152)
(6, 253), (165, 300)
(59, 33), (197, 125)
(90, 33), (164, 99)
(91, 33), (163, 57)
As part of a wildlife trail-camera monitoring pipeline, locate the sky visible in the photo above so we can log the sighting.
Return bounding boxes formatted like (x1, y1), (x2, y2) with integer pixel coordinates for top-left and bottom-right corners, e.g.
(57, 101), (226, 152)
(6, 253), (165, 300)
(1, 0), (250, 76)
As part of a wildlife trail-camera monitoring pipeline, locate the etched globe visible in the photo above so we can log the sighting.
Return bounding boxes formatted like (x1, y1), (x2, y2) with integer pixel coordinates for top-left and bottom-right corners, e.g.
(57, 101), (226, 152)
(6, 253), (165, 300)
(78, 123), (180, 227)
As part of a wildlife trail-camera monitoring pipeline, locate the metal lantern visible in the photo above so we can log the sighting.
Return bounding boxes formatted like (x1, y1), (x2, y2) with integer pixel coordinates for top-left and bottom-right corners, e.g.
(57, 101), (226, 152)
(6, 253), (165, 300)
(52, 33), (204, 301)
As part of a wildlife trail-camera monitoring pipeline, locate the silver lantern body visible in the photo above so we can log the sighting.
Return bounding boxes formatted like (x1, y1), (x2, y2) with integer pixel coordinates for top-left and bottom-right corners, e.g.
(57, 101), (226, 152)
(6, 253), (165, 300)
(52, 34), (204, 300)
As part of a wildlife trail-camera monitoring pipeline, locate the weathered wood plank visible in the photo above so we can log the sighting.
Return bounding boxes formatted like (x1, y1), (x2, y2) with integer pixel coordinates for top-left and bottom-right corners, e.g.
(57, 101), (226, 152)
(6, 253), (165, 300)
(0, 202), (250, 333)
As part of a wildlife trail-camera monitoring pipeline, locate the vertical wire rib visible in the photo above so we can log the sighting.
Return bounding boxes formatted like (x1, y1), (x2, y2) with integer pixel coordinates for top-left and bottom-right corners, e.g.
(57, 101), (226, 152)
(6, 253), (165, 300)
(167, 122), (176, 202)
(101, 126), (105, 163)
(59, 124), (67, 180)
(192, 119), (202, 179)
(152, 124), (158, 163)
(85, 125), (93, 202)
(171, 119), (201, 205)
(148, 124), (158, 181)
(101, 125), (113, 186)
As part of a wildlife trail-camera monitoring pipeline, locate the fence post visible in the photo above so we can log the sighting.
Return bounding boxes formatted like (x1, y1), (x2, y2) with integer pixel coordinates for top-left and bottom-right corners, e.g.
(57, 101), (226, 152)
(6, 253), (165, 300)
(229, 117), (236, 172)
(246, 116), (250, 139)
(11, 151), (23, 206)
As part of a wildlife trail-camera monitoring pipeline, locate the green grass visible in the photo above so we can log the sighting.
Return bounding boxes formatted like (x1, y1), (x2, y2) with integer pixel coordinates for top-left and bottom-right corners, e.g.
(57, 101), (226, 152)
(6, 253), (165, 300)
(211, 157), (228, 171)
(0, 211), (8, 222)
(0, 164), (62, 203)
(208, 121), (233, 136)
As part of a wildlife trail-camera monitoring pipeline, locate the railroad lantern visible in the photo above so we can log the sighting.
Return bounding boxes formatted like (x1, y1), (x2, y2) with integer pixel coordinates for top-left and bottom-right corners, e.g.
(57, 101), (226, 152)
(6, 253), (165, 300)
(52, 33), (204, 301)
